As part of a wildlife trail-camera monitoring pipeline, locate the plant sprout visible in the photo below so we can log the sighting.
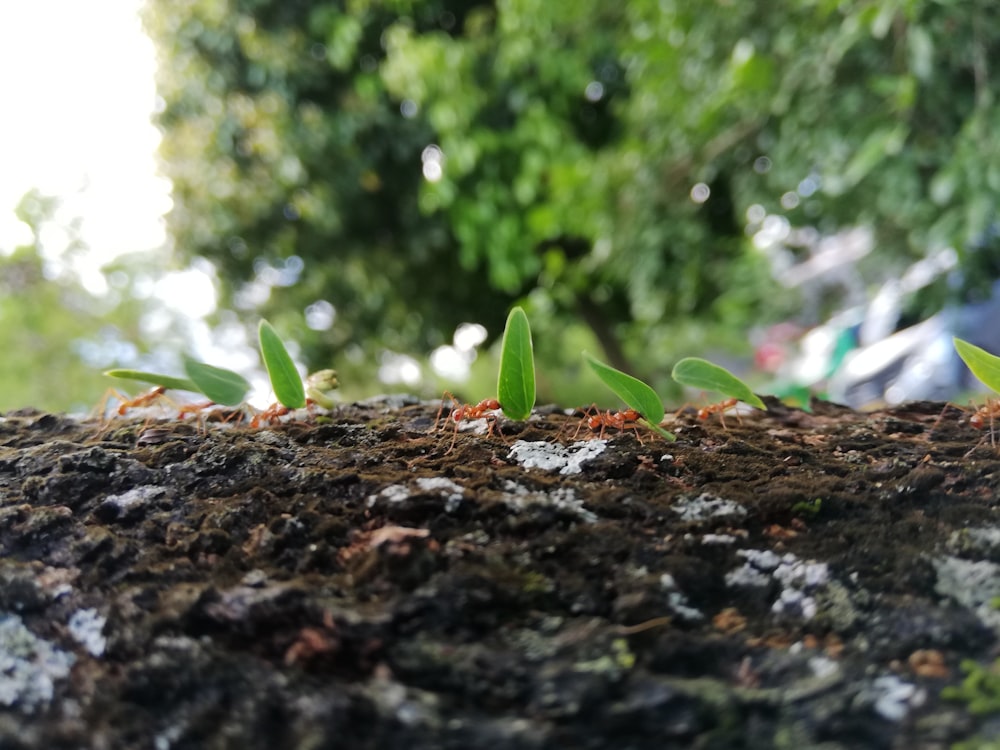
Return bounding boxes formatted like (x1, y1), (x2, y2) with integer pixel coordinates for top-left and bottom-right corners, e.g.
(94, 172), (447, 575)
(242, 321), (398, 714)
(496, 306), (535, 420)
(304, 369), (340, 409)
(583, 353), (676, 441)
(258, 319), (306, 409)
(670, 357), (767, 411)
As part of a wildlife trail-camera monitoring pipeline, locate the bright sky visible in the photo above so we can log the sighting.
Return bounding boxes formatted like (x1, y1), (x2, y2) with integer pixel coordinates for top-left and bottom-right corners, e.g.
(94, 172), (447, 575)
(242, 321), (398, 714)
(0, 0), (170, 277)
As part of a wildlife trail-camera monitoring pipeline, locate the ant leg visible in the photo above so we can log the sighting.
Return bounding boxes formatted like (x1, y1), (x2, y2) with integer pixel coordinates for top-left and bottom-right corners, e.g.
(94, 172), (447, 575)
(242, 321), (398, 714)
(433, 391), (461, 432)
(929, 402), (966, 436)
(571, 404), (599, 440)
(91, 388), (127, 424)
(627, 420), (645, 445)
(444, 418), (462, 455)
(487, 413), (509, 445)
(671, 402), (697, 423)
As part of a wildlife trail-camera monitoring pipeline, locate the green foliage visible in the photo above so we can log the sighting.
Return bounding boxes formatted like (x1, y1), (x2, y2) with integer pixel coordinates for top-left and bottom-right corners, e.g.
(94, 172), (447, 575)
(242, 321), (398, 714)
(671, 357), (767, 410)
(943, 658), (1000, 716)
(183, 358), (252, 406)
(259, 320), (306, 408)
(104, 370), (199, 393)
(143, 0), (1000, 392)
(953, 338), (1000, 394)
(496, 307), (535, 420)
(791, 498), (823, 517)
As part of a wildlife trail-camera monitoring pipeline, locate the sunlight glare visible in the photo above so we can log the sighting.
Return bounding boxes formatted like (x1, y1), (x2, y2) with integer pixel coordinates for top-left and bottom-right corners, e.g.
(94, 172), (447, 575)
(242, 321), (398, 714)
(0, 0), (169, 271)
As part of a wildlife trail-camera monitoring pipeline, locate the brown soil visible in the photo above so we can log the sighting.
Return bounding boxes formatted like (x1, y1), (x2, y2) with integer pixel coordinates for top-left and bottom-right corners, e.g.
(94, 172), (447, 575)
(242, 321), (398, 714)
(0, 397), (998, 749)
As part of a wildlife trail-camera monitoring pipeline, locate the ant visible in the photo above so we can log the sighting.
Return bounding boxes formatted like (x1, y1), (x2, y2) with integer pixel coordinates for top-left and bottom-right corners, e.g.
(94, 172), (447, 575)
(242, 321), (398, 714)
(91, 386), (190, 440)
(932, 398), (1000, 452)
(434, 391), (502, 453)
(673, 397), (743, 429)
(968, 399), (1000, 432)
(117, 386), (169, 414)
(93, 386), (173, 424)
(696, 397), (742, 427)
(572, 406), (645, 442)
(250, 403), (291, 428)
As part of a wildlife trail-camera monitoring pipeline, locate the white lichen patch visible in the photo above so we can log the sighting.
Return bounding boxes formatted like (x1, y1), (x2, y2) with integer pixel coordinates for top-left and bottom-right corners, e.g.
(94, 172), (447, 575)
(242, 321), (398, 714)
(726, 550), (830, 621)
(102, 485), (166, 512)
(0, 614), (75, 712)
(700, 534), (738, 545)
(369, 477), (466, 512)
(808, 655), (840, 681)
(932, 556), (1000, 632)
(501, 481), (597, 523)
(671, 493), (747, 522)
(871, 675), (925, 722)
(948, 526), (1000, 557)
(455, 416), (498, 435)
(415, 477), (465, 500)
(376, 485), (412, 504)
(507, 439), (607, 475)
(659, 574), (704, 621)
(67, 608), (107, 657)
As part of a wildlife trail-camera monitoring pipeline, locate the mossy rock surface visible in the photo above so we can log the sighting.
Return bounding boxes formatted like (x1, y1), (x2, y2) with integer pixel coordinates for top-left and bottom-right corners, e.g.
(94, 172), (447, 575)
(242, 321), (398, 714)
(0, 398), (996, 749)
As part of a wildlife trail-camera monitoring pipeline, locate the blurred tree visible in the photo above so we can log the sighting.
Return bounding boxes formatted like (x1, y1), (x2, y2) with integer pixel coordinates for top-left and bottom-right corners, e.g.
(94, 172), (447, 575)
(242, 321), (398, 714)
(144, 0), (1000, 394)
(0, 191), (151, 413)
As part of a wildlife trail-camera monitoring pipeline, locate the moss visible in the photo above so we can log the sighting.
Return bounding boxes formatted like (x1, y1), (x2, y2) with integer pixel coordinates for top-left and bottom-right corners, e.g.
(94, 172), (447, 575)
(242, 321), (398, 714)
(943, 659), (1000, 715)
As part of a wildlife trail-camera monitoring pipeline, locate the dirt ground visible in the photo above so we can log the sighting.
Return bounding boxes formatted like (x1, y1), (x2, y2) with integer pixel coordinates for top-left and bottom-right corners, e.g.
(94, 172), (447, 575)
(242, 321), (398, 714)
(0, 395), (999, 749)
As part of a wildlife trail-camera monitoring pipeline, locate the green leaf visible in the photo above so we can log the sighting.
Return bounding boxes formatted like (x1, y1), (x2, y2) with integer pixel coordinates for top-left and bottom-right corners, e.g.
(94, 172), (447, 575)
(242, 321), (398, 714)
(305, 369), (339, 410)
(104, 369), (200, 393)
(583, 353), (665, 424)
(258, 319), (306, 409)
(670, 357), (767, 410)
(182, 358), (252, 406)
(497, 307), (536, 420)
(954, 337), (1000, 393)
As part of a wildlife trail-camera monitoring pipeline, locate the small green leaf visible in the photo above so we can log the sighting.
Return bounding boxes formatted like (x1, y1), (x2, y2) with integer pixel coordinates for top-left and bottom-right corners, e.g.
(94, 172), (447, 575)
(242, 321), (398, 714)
(954, 337), (1000, 393)
(583, 353), (665, 424)
(183, 358), (252, 406)
(497, 307), (536, 420)
(258, 320), (306, 409)
(671, 357), (767, 411)
(104, 369), (200, 393)
(305, 369), (339, 409)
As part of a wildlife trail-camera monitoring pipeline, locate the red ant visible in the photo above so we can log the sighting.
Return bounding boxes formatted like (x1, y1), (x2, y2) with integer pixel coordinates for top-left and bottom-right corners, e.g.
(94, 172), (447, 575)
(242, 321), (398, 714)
(932, 398), (1000, 453)
(93, 386), (173, 423)
(250, 403), (291, 428)
(696, 397), (742, 427)
(434, 391), (502, 453)
(674, 397), (743, 429)
(968, 399), (1000, 432)
(92, 386), (190, 439)
(117, 386), (169, 414)
(572, 406), (645, 442)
